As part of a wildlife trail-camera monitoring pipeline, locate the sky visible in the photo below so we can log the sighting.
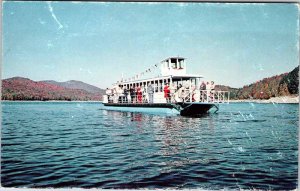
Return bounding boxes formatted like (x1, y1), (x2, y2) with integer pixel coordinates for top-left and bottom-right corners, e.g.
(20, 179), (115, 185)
(3, 2), (299, 88)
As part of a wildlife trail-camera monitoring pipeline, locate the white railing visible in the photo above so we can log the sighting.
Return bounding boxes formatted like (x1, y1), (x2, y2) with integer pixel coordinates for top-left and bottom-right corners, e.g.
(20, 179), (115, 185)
(197, 90), (230, 103)
(104, 90), (229, 104)
(105, 94), (167, 104)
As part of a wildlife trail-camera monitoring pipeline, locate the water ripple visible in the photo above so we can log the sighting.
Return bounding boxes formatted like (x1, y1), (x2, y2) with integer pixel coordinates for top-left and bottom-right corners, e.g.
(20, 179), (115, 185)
(1, 102), (298, 190)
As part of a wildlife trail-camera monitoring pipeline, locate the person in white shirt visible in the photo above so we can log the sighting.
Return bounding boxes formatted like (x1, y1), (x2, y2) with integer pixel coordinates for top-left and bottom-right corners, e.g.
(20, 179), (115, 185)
(106, 88), (112, 103)
(169, 83), (176, 102)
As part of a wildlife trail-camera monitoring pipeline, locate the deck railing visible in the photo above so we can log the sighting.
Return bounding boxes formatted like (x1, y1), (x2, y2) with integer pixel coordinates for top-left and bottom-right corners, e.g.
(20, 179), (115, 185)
(104, 90), (229, 104)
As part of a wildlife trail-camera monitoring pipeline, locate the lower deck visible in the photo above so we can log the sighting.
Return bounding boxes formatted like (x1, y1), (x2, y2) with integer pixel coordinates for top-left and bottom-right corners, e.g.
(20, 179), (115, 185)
(104, 103), (174, 108)
(103, 102), (217, 116)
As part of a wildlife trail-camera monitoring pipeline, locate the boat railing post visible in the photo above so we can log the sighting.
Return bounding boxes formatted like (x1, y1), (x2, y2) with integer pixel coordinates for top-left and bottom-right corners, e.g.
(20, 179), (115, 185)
(227, 91), (230, 104)
(222, 92), (224, 103)
(201, 90), (203, 102)
(206, 90), (209, 103)
(220, 92), (222, 103)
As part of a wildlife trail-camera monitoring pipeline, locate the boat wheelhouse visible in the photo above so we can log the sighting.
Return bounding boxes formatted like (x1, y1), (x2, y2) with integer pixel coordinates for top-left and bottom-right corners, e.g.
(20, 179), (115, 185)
(103, 57), (229, 116)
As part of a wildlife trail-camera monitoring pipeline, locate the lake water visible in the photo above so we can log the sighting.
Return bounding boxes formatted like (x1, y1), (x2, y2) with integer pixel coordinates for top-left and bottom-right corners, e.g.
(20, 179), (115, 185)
(1, 102), (298, 190)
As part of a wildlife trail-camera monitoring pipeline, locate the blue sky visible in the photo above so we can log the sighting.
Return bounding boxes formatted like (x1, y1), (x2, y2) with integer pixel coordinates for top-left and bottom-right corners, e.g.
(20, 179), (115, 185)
(3, 2), (299, 88)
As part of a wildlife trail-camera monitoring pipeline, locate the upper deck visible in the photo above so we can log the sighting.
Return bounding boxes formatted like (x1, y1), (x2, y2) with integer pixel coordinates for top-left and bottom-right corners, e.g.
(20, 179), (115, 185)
(114, 57), (202, 86)
(160, 57), (187, 76)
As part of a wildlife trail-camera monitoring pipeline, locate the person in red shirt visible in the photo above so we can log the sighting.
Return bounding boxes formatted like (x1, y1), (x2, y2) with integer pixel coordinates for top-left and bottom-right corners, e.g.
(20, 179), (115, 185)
(164, 83), (171, 103)
(137, 85), (142, 103)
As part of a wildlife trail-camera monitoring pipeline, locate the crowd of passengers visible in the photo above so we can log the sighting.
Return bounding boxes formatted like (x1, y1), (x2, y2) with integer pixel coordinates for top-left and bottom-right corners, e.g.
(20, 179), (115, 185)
(106, 81), (215, 104)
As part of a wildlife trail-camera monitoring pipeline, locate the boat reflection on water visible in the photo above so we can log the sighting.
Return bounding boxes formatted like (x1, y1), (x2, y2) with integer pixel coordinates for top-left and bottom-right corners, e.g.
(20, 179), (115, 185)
(101, 109), (216, 175)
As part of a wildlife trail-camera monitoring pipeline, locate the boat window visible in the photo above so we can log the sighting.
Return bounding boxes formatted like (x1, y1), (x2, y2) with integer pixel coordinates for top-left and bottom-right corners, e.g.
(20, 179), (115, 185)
(160, 80), (164, 92)
(171, 58), (177, 69)
(178, 59), (184, 69)
(172, 63), (176, 68)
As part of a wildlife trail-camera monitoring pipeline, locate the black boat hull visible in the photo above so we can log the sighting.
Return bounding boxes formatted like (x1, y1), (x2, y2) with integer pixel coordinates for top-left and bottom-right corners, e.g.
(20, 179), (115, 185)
(103, 102), (216, 116)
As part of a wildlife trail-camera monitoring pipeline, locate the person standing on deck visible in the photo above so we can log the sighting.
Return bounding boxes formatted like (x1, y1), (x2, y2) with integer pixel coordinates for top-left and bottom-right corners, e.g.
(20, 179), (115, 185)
(123, 86), (128, 103)
(175, 84), (184, 102)
(200, 81), (206, 102)
(210, 81), (215, 102)
(106, 88), (112, 103)
(147, 83), (154, 103)
(164, 83), (171, 103)
(129, 85), (135, 103)
(191, 85), (196, 102)
(206, 82), (211, 102)
(141, 85), (146, 102)
(118, 85), (124, 103)
(137, 85), (142, 103)
(210, 81), (215, 91)
(169, 83), (176, 103)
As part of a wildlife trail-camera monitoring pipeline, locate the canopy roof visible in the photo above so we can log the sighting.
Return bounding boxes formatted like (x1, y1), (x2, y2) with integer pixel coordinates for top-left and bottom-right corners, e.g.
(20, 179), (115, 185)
(161, 57), (186, 62)
(118, 74), (203, 86)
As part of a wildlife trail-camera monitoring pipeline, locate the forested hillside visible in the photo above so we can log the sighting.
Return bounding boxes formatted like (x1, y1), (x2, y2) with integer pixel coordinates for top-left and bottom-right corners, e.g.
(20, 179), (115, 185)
(2, 77), (103, 101)
(2, 66), (298, 101)
(217, 66), (299, 100)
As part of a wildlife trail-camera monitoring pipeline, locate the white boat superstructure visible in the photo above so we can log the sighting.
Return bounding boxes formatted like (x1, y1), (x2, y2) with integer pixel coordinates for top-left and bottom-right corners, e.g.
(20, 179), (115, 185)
(103, 57), (229, 116)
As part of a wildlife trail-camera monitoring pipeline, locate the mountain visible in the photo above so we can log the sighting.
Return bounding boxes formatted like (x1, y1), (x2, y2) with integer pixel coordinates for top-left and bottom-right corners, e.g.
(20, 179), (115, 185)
(2, 66), (298, 101)
(217, 66), (299, 100)
(2, 77), (103, 101)
(41, 80), (105, 94)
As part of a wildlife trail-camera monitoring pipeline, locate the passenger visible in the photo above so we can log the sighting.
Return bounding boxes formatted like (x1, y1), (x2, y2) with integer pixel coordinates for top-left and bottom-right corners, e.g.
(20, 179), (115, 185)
(178, 84), (185, 102)
(210, 81), (215, 91)
(169, 83), (176, 102)
(118, 85), (125, 103)
(173, 84), (181, 102)
(191, 85), (196, 102)
(164, 83), (171, 103)
(184, 82), (190, 102)
(200, 81), (206, 102)
(137, 85), (142, 103)
(206, 82), (211, 102)
(106, 88), (112, 103)
(113, 85), (119, 103)
(210, 81), (215, 102)
(123, 86), (128, 103)
(129, 85), (135, 103)
(141, 85), (146, 102)
(200, 81), (206, 90)
(147, 83), (154, 103)
(135, 86), (138, 103)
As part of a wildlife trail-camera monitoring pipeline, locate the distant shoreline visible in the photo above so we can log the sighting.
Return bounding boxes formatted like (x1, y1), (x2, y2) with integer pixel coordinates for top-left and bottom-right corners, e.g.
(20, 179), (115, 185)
(229, 96), (299, 104)
(1, 96), (298, 104)
(1, 100), (103, 103)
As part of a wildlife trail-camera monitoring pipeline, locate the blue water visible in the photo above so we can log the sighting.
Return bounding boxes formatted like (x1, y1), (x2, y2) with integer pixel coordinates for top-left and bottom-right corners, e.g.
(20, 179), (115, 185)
(1, 102), (298, 189)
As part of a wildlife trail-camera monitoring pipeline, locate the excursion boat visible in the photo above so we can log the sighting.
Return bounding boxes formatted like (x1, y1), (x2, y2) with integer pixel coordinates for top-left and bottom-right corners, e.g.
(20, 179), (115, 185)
(103, 57), (229, 116)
